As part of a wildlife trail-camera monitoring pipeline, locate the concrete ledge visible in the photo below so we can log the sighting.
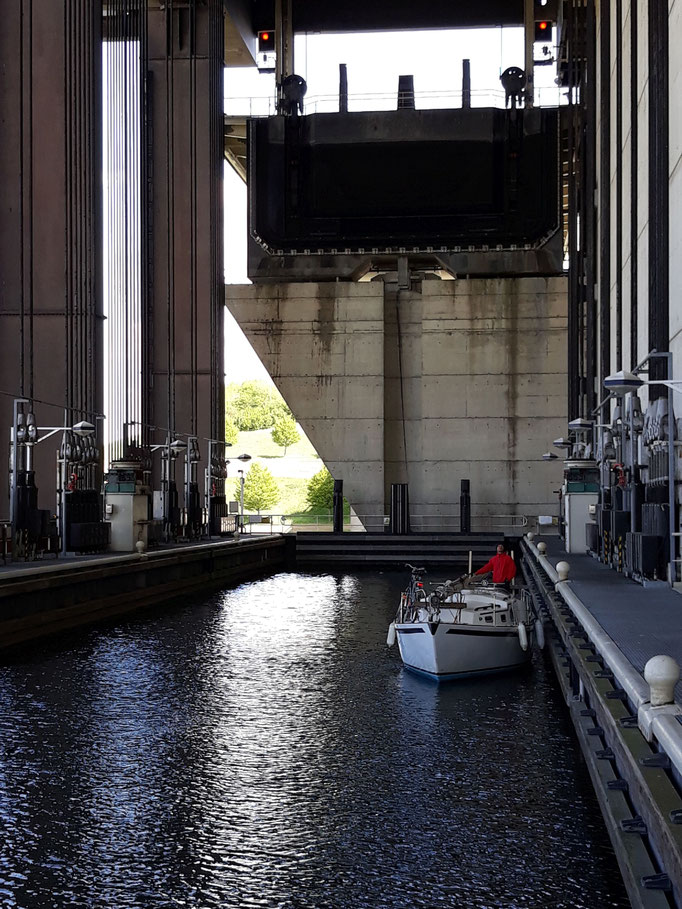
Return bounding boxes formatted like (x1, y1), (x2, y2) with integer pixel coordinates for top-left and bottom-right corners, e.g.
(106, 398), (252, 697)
(0, 536), (290, 650)
(523, 543), (682, 906)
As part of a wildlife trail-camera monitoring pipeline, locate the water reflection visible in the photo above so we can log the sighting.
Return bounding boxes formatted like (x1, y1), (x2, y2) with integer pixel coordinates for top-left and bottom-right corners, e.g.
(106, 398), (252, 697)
(0, 571), (628, 908)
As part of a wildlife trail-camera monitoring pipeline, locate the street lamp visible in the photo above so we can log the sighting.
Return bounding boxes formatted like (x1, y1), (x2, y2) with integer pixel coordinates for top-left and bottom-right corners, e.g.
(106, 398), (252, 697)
(603, 370), (644, 394)
(236, 454), (252, 532)
(150, 436), (186, 534)
(149, 438), (186, 455)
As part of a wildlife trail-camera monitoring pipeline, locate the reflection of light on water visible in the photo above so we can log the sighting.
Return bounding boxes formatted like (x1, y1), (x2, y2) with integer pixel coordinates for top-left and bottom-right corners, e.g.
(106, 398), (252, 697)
(0, 572), (629, 909)
(197, 573), (352, 886)
(72, 636), (178, 903)
(217, 572), (340, 651)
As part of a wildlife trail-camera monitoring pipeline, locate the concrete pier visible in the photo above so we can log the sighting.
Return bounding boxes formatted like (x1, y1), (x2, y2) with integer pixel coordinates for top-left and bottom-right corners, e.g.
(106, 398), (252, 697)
(227, 276), (567, 529)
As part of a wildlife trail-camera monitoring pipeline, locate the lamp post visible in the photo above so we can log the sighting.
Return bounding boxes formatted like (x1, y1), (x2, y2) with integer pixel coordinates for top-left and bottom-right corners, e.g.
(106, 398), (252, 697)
(153, 436), (186, 533)
(236, 453), (252, 532)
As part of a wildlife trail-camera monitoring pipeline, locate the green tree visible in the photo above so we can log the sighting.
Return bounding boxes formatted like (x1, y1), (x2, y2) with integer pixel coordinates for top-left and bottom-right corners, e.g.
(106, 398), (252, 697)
(225, 380), (292, 431)
(306, 467), (334, 509)
(225, 418), (239, 446)
(271, 416), (300, 456)
(235, 463), (279, 514)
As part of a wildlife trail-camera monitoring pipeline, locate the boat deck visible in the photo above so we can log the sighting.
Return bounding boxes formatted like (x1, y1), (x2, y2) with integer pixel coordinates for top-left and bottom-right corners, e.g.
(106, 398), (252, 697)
(540, 536), (682, 702)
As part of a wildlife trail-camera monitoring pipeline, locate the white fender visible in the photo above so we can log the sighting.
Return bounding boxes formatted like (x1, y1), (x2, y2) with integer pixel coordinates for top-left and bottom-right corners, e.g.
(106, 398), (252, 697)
(518, 622), (529, 652)
(386, 622), (396, 647)
(534, 618), (545, 650)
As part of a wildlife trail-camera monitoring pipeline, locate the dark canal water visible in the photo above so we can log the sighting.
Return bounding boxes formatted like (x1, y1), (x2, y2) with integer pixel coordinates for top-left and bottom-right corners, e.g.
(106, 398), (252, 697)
(1, 572), (629, 909)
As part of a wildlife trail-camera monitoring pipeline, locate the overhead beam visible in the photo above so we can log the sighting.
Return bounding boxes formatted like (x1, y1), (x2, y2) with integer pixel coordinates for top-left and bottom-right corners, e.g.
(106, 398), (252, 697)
(253, 0), (524, 34)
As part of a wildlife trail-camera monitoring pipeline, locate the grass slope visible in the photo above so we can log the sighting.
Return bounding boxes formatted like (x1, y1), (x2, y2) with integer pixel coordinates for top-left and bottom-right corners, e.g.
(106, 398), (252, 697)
(230, 427), (325, 516)
(235, 427), (319, 460)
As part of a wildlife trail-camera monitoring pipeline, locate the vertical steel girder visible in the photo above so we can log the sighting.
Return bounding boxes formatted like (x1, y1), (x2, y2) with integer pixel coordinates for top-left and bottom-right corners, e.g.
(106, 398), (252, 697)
(146, 1), (225, 456)
(0, 1), (103, 511)
(0, 2), (226, 518)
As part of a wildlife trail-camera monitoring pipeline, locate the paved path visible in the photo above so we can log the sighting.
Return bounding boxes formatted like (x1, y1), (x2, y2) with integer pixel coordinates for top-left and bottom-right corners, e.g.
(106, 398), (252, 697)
(541, 536), (682, 700)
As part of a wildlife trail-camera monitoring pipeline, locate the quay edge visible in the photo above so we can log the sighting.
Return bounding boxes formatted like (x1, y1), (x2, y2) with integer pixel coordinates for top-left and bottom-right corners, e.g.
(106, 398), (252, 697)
(523, 539), (682, 909)
(0, 535), (294, 651)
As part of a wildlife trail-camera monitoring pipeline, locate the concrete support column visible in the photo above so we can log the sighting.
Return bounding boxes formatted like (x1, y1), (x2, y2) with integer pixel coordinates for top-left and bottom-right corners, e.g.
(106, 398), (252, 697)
(228, 276), (568, 532)
(383, 280), (423, 498)
(147, 1), (225, 456)
(0, 1), (103, 510)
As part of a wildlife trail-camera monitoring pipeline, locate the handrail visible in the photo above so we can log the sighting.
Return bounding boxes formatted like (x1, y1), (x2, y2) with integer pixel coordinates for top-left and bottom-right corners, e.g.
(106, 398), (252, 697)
(233, 512), (533, 533)
(224, 85), (566, 118)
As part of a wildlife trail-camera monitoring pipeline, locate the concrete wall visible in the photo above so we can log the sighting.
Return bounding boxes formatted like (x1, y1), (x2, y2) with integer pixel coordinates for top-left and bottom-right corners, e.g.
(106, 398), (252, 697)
(227, 276), (567, 530)
(228, 283), (386, 523)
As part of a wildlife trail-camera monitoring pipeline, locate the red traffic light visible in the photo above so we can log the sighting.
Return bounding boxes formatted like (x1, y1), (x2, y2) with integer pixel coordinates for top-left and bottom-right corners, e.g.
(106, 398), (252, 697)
(258, 30), (275, 53)
(534, 20), (552, 41)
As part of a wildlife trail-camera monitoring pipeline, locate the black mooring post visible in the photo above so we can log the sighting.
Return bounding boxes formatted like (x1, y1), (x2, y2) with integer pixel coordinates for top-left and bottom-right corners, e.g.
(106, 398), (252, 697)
(339, 63), (348, 113)
(397, 75), (415, 109)
(390, 483), (410, 534)
(462, 59), (471, 108)
(332, 479), (344, 533)
(460, 479), (471, 534)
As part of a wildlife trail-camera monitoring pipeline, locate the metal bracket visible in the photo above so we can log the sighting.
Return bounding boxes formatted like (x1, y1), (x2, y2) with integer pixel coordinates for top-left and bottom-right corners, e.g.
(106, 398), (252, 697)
(607, 779), (629, 791)
(606, 689), (628, 701)
(641, 873), (671, 891)
(621, 816), (647, 834)
(640, 753), (671, 770)
(619, 715), (639, 728)
(596, 748), (615, 760)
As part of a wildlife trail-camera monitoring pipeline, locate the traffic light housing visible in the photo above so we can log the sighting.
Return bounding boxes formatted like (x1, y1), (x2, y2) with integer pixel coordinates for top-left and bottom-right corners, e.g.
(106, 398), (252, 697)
(258, 30), (275, 53)
(534, 20), (553, 42)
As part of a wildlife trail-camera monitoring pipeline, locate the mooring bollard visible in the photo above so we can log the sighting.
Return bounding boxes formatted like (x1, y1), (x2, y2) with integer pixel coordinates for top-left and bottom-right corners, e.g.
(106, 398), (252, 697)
(644, 655), (680, 707)
(556, 561), (570, 582)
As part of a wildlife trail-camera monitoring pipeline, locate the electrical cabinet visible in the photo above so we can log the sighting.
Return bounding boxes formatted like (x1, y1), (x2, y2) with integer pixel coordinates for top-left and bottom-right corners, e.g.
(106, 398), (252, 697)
(563, 492), (599, 553)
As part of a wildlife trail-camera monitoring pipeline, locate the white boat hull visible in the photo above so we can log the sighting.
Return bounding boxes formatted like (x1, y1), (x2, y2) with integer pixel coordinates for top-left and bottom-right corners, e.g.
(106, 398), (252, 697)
(396, 620), (531, 681)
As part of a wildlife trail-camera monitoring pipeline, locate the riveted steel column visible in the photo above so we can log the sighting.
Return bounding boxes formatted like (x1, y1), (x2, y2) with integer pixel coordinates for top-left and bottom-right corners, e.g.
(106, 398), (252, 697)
(0, 0), (103, 512)
(648, 0), (669, 398)
(146, 1), (225, 461)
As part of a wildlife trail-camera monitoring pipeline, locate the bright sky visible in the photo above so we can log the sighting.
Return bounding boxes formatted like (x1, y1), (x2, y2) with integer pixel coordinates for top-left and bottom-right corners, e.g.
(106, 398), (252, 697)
(223, 27), (561, 383)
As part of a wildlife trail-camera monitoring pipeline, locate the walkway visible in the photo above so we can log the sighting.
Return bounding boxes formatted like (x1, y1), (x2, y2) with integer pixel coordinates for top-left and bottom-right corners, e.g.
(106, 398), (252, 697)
(539, 535), (682, 702)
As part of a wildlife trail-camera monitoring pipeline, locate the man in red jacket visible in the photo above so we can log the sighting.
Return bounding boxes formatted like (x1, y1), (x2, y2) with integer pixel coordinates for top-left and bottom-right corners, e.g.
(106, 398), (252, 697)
(474, 543), (517, 584)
